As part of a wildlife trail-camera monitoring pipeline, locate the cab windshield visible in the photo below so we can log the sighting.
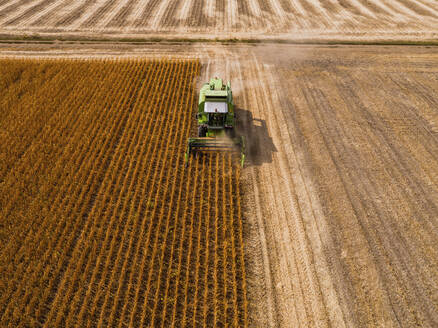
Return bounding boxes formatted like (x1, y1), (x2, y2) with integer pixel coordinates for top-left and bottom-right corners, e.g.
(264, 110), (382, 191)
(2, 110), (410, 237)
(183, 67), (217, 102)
(208, 113), (225, 127)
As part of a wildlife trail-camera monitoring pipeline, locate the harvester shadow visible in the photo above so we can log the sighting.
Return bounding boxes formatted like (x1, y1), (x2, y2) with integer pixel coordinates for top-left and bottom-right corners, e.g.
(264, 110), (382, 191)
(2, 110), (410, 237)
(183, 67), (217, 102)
(237, 107), (277, 166)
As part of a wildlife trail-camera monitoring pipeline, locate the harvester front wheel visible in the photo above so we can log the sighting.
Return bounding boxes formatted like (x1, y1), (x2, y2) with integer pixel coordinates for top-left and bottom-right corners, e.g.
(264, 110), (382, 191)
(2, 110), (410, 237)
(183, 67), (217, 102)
(198, 125), (207, 137)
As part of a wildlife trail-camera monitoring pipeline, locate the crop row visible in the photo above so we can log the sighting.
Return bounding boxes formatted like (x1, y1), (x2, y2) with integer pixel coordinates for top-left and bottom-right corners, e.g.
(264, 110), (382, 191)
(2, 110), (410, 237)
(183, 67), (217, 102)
(0, 58), (247, 327)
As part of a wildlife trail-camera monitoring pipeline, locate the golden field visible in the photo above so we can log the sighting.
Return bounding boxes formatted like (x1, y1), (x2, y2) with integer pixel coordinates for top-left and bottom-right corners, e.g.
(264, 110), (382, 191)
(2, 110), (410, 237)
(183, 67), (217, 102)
(0, 58), (247, 327)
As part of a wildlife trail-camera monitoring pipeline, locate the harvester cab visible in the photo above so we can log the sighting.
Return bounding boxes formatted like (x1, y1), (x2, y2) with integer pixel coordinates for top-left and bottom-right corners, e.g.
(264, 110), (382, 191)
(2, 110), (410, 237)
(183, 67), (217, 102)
(185, 77), (245, 166)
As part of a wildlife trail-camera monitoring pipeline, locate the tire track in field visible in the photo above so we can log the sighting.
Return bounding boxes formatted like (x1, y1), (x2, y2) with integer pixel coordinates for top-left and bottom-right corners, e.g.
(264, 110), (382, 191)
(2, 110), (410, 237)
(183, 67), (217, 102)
(134, 0), (161, 28)
(97, 0), (134, 28)
(0, 0), (32, 23)
(279, 69), (360, 327)
(352, 71), (438, 231)
(231, 59), (277, 328)
(351, 72), (438, 324)
(250, 75), (302, 327)
(149, 0), (175, 30)
(178, 0), (193, 25)
(80, 0), (119, 28)
(318, 71), (437, 325)
(243, 59), (302, 327)
(379, 0), (429, 23)
(214, 50), (352, 327)
(3, 0), (55, 26)
(397, 72), (438, 135)
(235, 0), (251, 29)
(159, 0), (182, 29)
(337, 0), (376, 19)
(29, 0), (77, 27)
(350, 0), (389, 19)
(216, 0), (226, 30)
(258, 48), (438, 327)
(277, 0), (308, 29)
(267, 0), (289, 29)
(0, 0), (13, 10)
(255, 57), (352, 327)
(204, 0), (215, 21)
(105, 0), (138, 28)
(27, 0), (68, 27)
(53, 0), (95, 28)
(309, 74), (418, 325)
(292, 72), (398, 327)
(397, 0), (438, 19)
(187, 0), (207, 28)
(243, 0), (264, 31)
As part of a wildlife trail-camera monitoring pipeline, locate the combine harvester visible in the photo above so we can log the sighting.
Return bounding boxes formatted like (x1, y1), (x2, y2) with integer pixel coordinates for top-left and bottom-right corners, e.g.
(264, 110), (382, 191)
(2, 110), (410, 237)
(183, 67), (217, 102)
(185, 77), (245, 166)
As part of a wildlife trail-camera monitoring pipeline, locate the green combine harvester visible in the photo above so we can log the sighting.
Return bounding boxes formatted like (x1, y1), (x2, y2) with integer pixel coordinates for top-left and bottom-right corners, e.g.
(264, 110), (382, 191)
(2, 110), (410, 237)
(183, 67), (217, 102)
(185, 77), (245, 166)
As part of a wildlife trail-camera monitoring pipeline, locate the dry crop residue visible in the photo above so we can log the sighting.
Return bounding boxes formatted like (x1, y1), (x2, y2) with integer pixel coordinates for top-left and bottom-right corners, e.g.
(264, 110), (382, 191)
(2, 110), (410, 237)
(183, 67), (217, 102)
(0, 0), (437, 41)
(238, 45), (438, 327)
(0, 58), (248, 327)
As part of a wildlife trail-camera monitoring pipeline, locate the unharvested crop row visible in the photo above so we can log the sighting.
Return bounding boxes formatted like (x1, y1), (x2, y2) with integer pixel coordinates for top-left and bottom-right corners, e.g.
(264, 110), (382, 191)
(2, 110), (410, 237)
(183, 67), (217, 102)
(0, 58), (247, 327)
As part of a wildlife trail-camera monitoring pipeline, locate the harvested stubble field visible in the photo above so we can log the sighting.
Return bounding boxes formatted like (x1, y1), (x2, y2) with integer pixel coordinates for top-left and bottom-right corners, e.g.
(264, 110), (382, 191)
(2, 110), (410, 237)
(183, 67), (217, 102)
(0, 0), (437, 41)
(232, 45), (438, 328)
(0, 58), (248, 327)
